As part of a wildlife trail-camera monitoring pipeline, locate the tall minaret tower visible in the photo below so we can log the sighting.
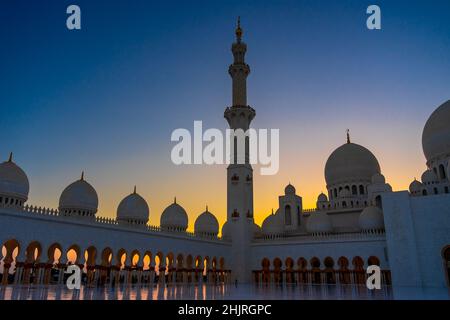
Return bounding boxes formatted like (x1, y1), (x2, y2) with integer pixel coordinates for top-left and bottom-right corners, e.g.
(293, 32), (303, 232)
(224, 18), (255, 283)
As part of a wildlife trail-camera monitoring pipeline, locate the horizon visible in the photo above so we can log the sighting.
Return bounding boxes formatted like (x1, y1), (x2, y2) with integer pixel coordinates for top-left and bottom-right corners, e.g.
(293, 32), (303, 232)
(1, 0), (450, 231)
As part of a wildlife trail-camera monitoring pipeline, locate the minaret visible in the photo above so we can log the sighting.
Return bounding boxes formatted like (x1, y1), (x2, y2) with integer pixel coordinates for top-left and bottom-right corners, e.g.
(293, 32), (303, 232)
(224, 18), (255, 283)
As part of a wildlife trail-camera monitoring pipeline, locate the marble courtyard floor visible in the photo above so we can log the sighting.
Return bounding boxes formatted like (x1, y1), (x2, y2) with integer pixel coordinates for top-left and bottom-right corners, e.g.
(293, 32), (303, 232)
(0, 284), (449, 300)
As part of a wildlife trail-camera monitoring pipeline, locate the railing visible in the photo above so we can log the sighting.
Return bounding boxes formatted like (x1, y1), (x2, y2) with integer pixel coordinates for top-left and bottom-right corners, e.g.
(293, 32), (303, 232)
(254, 229), (385, 243)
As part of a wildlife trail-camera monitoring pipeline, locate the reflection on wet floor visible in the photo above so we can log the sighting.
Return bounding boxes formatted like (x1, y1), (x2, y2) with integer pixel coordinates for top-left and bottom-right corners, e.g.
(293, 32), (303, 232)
(0, 284), (448, 300)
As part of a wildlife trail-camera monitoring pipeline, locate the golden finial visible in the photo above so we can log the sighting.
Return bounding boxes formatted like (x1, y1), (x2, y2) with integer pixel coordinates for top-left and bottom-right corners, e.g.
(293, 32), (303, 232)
(206, 204), (208, 212)
(174, 196), (177, 204)
(235, 16), (242, 41)
(133, 185), (137, 194)
(7, 152), (13, 162)
(346, 129), (351, 144)
(271, 208), (274, 215)
(80, 171), (84, 181)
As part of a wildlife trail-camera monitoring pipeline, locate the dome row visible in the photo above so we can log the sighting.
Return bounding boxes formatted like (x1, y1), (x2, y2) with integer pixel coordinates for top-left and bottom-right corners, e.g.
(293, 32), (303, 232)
(0, 158), (219, 236)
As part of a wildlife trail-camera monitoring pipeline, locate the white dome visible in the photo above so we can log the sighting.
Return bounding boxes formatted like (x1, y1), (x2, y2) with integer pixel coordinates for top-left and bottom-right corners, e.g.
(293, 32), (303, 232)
(325, 142), (380, 186)
(117, 189), (149, 224)
(339, 188), (352, 197)
(194, 207), (219, 236)
(160, 199), (188, 231)
(284, 183), (296, 195)
(221, 221), (230, 239)
(371, 173), (386, 184)
(409, 179), (423, 194)
(317, 192), (328, 202)
(421, 169), (438, 184)
(359, 206), (384, 230)
(0, 154), (29, 201)
(422, 100), (450, 162)
(306, 212), (332, 233)
(261, 210), (283, 235)
(59, 174), (98, 213)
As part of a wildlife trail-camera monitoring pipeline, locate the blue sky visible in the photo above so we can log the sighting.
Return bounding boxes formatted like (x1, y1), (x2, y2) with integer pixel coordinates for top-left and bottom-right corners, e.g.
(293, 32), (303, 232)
(1, 0), (449, 227)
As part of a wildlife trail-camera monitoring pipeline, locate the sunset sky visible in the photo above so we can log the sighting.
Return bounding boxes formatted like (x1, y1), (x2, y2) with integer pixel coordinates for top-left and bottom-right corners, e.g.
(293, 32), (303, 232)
(1, 0), (450, 231)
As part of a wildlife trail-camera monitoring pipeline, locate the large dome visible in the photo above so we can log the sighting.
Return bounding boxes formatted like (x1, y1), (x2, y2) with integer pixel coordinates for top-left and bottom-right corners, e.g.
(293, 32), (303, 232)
(194, 207), (219, 236)
(422, 100), (450, 162)
(160, 199), (188, 231)
(325, 142), (380, 186)
(117, 188), (149, 224)
(59, 174), (98, 213)
(0, 154), (29, 201)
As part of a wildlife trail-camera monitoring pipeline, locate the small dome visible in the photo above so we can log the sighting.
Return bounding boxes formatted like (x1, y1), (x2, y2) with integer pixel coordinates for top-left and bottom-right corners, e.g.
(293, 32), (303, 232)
(59, 173), (98, 214)
(285, 183), (296, 195)
(306, 212), (332, 233)
(194, 207), (219, 236)
(117, 188), (149, 224)
(261, 209), (283, 235)
(317, 192), (328, 202)
(0, 154), (29, 201)
(160, 198), (188, 231)
(371, 173), (386, 184)
(409, 179), (423, 194)
(359, 206), (384, 230)
(422, 100), (450, 162)
(421, 169), (438, 185)
(221, 221), (230, 239)
(325, 142), (381, 186)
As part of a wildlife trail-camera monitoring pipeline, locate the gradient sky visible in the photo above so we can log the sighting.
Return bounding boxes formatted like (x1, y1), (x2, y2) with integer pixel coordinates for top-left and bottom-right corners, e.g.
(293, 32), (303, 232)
(1, 0), (450, 231)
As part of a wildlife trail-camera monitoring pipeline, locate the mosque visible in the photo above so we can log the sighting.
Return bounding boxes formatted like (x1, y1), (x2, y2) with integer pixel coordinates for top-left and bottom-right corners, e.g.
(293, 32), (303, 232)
(1, 21), (450, 290)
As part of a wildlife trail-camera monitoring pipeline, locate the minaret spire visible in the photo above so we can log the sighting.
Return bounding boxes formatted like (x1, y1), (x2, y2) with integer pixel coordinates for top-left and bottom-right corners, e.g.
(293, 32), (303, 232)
(346, 129), (351, 144)
(80, 171), (84, 181)
(7, 152), (13, 162)
(235, 16), (242, 42)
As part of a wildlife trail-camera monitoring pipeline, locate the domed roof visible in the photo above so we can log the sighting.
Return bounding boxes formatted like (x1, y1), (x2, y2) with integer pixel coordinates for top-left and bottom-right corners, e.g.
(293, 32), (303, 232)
(422, 100), (450, 162)
(0, 153), (29, 200)
(285, 183), (296, 195)
(261, 209), (283, 235)
(221, 221), (230, 239)
(359, 206), (384, 230)
(160, 198), (188, 231)
(409, 179), (423, 193)
(59, 173), (98, 212)
(306, 212), (332, 233)
(117, 187), (149, 223)
(325, 142), (380, 186)
(194, 207), (219, 236)
(421, 169), (438, 184)
(371, 173), (386, 184)
(317, 192), (328, 202)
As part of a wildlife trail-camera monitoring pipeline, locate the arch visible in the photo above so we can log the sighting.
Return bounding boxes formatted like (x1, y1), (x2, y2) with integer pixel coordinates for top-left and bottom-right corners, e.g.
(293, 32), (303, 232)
(195, 255), (202, 268)
(101, 247), (113, 266)
(352, 256), (364, 270)
(186, 255), (193, 269)
(351, 185), (357, 195)
(337, 256), (349, 270)
(439, 164), (446, 179)
(25, 241), (42, 263)
(359, 185), (365, 195)
(297, 257), (307, 270)
(116, 248), (127, 269)
(310, 257), (321, 284)
(155, 251), (164, 275)
(142, 251), (152, 270)
(211, 257), (217, 270)
(285, 205), (292, 225)
(285, 257), (294, 270)
(66, 244), (81, 264)
(261, 258), (270, 270)
(84, 246), (97, 267)
(1, 239), (20, 264)
(273, 257), (282, 270)
(324, 257), (334, 269)
(375, 195), (382, 208)
(219, 257), (225, 270)
(47, 243), (63, 264)
(176, 253), (184, 269)
(310, 257), (320, 269)
(352, 256), (365, 284)
(130, 250), (140, 267)
(368, 256), (380, 266)
(203, 256), (210, 276)
(442, 245), (450, 287)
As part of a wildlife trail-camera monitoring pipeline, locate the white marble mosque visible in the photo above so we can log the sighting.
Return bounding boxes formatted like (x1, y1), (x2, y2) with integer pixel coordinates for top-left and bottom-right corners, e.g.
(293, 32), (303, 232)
(1, 20), (450, 294)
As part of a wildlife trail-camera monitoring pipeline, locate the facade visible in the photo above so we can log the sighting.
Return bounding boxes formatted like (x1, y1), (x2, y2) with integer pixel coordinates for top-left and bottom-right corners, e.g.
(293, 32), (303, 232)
(1, 21), (450, 290)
